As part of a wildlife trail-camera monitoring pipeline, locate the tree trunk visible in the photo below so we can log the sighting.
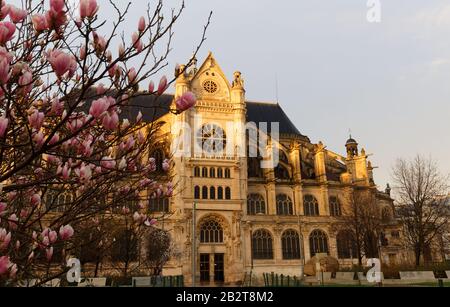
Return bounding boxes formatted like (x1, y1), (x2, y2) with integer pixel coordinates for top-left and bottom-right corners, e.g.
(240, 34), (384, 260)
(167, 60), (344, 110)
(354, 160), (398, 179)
(414, 246), (421, 267)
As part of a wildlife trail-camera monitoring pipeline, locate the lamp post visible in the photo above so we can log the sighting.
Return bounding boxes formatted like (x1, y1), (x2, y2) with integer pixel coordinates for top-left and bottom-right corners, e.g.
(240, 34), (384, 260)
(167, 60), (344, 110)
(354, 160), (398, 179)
(192, 201), (197, 287)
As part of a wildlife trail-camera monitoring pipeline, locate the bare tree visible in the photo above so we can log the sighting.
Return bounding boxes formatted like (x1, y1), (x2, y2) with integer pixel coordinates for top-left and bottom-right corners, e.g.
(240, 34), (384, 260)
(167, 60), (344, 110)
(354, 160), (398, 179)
(392, 155), (449, 266)
(336, 189), (383, 266)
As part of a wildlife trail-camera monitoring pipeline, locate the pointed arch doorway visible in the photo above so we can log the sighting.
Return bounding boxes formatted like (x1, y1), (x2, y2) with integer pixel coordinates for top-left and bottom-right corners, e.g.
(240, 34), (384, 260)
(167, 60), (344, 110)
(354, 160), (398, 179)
(197, 215), (228, 285)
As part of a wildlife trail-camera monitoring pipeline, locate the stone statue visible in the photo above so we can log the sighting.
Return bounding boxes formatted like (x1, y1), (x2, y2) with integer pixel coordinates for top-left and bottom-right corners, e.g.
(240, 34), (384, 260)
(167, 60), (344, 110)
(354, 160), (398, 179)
(232, 71), (244, 88)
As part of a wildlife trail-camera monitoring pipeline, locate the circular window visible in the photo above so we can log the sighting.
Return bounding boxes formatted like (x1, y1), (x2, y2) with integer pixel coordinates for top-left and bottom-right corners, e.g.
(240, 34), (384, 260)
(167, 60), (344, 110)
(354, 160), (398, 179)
(197, 123), (226, 154)
(203, 80), (218, 94)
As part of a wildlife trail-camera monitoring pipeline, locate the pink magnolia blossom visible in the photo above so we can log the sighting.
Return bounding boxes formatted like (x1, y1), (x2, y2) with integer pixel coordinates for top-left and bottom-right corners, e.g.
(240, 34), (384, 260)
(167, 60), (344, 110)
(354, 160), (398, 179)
(28, 109), (44, 130)
(45, 8), (67, 30)
(0, 228), (11, 250)
(92, 32), (106, 52)
(127, 67), (137, 83)
(175, 91), (197, 112)
(131, 32), (143, 53)
(31, 193), (41, 206)
(118, 43), (125, 58)
(0, 21), (15, 44)
(102, 111), (118, 130)
(59, 224), (74, 240)
(148, 80), (155, 93)
(80, 44), (87, 60)
(96, 83), (106, 95)
(100, 157), (116, 170)
(61, 164), (71, 180)
(46, 247), (54, 262)
(9, 263), (17, 278)
(0, 58), (10, 84)
(0, 4), (10, 20)
(48, 231), (57, 244)
(8, 214), (18, 230)
(19, 71), (33, 94)
(162, 159), (170, 172)
(32, 14), (49, 32)
(157, 75), (168, 95)
(122, 206), (130, 215)
(48, 49), (77, 79)
(51, 98), (64, 115)
(67, 118), (84, 133)
(80, 0), (99, 19)
(41, 235), (50, 247)
(33, 131), (44, 148)
(50, 0), (65, 13)
(136, 111), (143, 123)
(0, 256), (9, 275)
(0, 46), (13, 63)
(0, 202), (6, 215)
(76, 163), (92, 182)
(89, 97), (110, 118)
(0, 116), (8, 137)
(49, 133), (60, 145)
(138, 16), (146, 32)
(8, 5), (27, 23)
(144, 218), (157, 227)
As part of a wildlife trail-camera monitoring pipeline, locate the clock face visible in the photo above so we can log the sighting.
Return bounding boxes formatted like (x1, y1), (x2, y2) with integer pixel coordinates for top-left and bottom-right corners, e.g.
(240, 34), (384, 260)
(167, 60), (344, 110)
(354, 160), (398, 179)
(197, 123), (226, 154)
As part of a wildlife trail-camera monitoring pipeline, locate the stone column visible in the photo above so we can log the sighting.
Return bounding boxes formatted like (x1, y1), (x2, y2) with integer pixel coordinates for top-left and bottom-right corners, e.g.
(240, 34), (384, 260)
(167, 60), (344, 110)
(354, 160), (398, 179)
(314, 142), (327, 183)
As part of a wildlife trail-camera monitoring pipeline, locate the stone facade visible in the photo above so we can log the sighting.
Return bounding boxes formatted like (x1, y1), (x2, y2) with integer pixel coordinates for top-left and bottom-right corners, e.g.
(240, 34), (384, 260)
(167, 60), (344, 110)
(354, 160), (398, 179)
(149, 53), (404, 285)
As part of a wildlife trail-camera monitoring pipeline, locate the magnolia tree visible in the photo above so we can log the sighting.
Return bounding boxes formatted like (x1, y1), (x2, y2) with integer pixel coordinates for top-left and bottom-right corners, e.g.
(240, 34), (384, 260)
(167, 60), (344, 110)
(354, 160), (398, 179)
(0, 0), (208, 286)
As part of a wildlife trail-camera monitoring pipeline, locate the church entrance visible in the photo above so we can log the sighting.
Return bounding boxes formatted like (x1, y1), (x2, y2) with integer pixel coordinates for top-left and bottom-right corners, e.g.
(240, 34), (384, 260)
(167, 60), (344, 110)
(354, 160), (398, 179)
(199, 253), (225, 284)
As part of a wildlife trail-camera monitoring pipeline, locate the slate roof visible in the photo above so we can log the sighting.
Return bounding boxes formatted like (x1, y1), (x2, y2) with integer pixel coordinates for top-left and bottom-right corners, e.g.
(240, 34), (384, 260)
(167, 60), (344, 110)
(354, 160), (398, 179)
(77, 91), (307, 138)
(245, 101), (306, 138)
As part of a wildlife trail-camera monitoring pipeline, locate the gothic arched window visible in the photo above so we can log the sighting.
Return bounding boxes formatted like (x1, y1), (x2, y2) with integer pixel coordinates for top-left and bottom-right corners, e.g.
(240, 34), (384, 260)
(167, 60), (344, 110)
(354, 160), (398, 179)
(248, 157), (263, 178)
(309, 229), (329, 257)
(329, 196), (341, 216)
(202, 167), (208, 178)
(151, 149), (165, 172)
(225, 187), (231, 200)
(336, 230), (358, 259)
(247, 194), (266, 215)
(382, 207), (391, 223)
(209, 168), (216, 178)
(200, 219), (223, 243)
(194, 167), (200, 177)
(224, 168), (231, 178)
(304, 195), (319, 216)
(149, 198), (169, 213)
(276, 194), (294, 215)
(202, 186), (208, 199)
(218, 187), (224, 200)
(210, 187), (216, 200)
(194, 186), (200, 199)
(275, 164), (290, 180)
(280, 151), (289, 164)
(252, 229), (273, 259)
(282, 230), (301, 259)
(217, 168), (223, 178)
(45, 189), (74, 213)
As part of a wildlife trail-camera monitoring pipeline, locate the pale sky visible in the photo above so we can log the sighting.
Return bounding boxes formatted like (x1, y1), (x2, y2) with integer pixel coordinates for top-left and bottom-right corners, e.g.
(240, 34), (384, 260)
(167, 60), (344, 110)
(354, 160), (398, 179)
(14, 0), (450, 189)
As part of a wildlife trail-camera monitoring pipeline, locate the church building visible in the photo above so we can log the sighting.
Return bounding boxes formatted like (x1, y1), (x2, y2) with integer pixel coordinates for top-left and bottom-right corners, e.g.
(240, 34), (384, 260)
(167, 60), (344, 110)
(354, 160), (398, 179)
(145, 53), (403, 285)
